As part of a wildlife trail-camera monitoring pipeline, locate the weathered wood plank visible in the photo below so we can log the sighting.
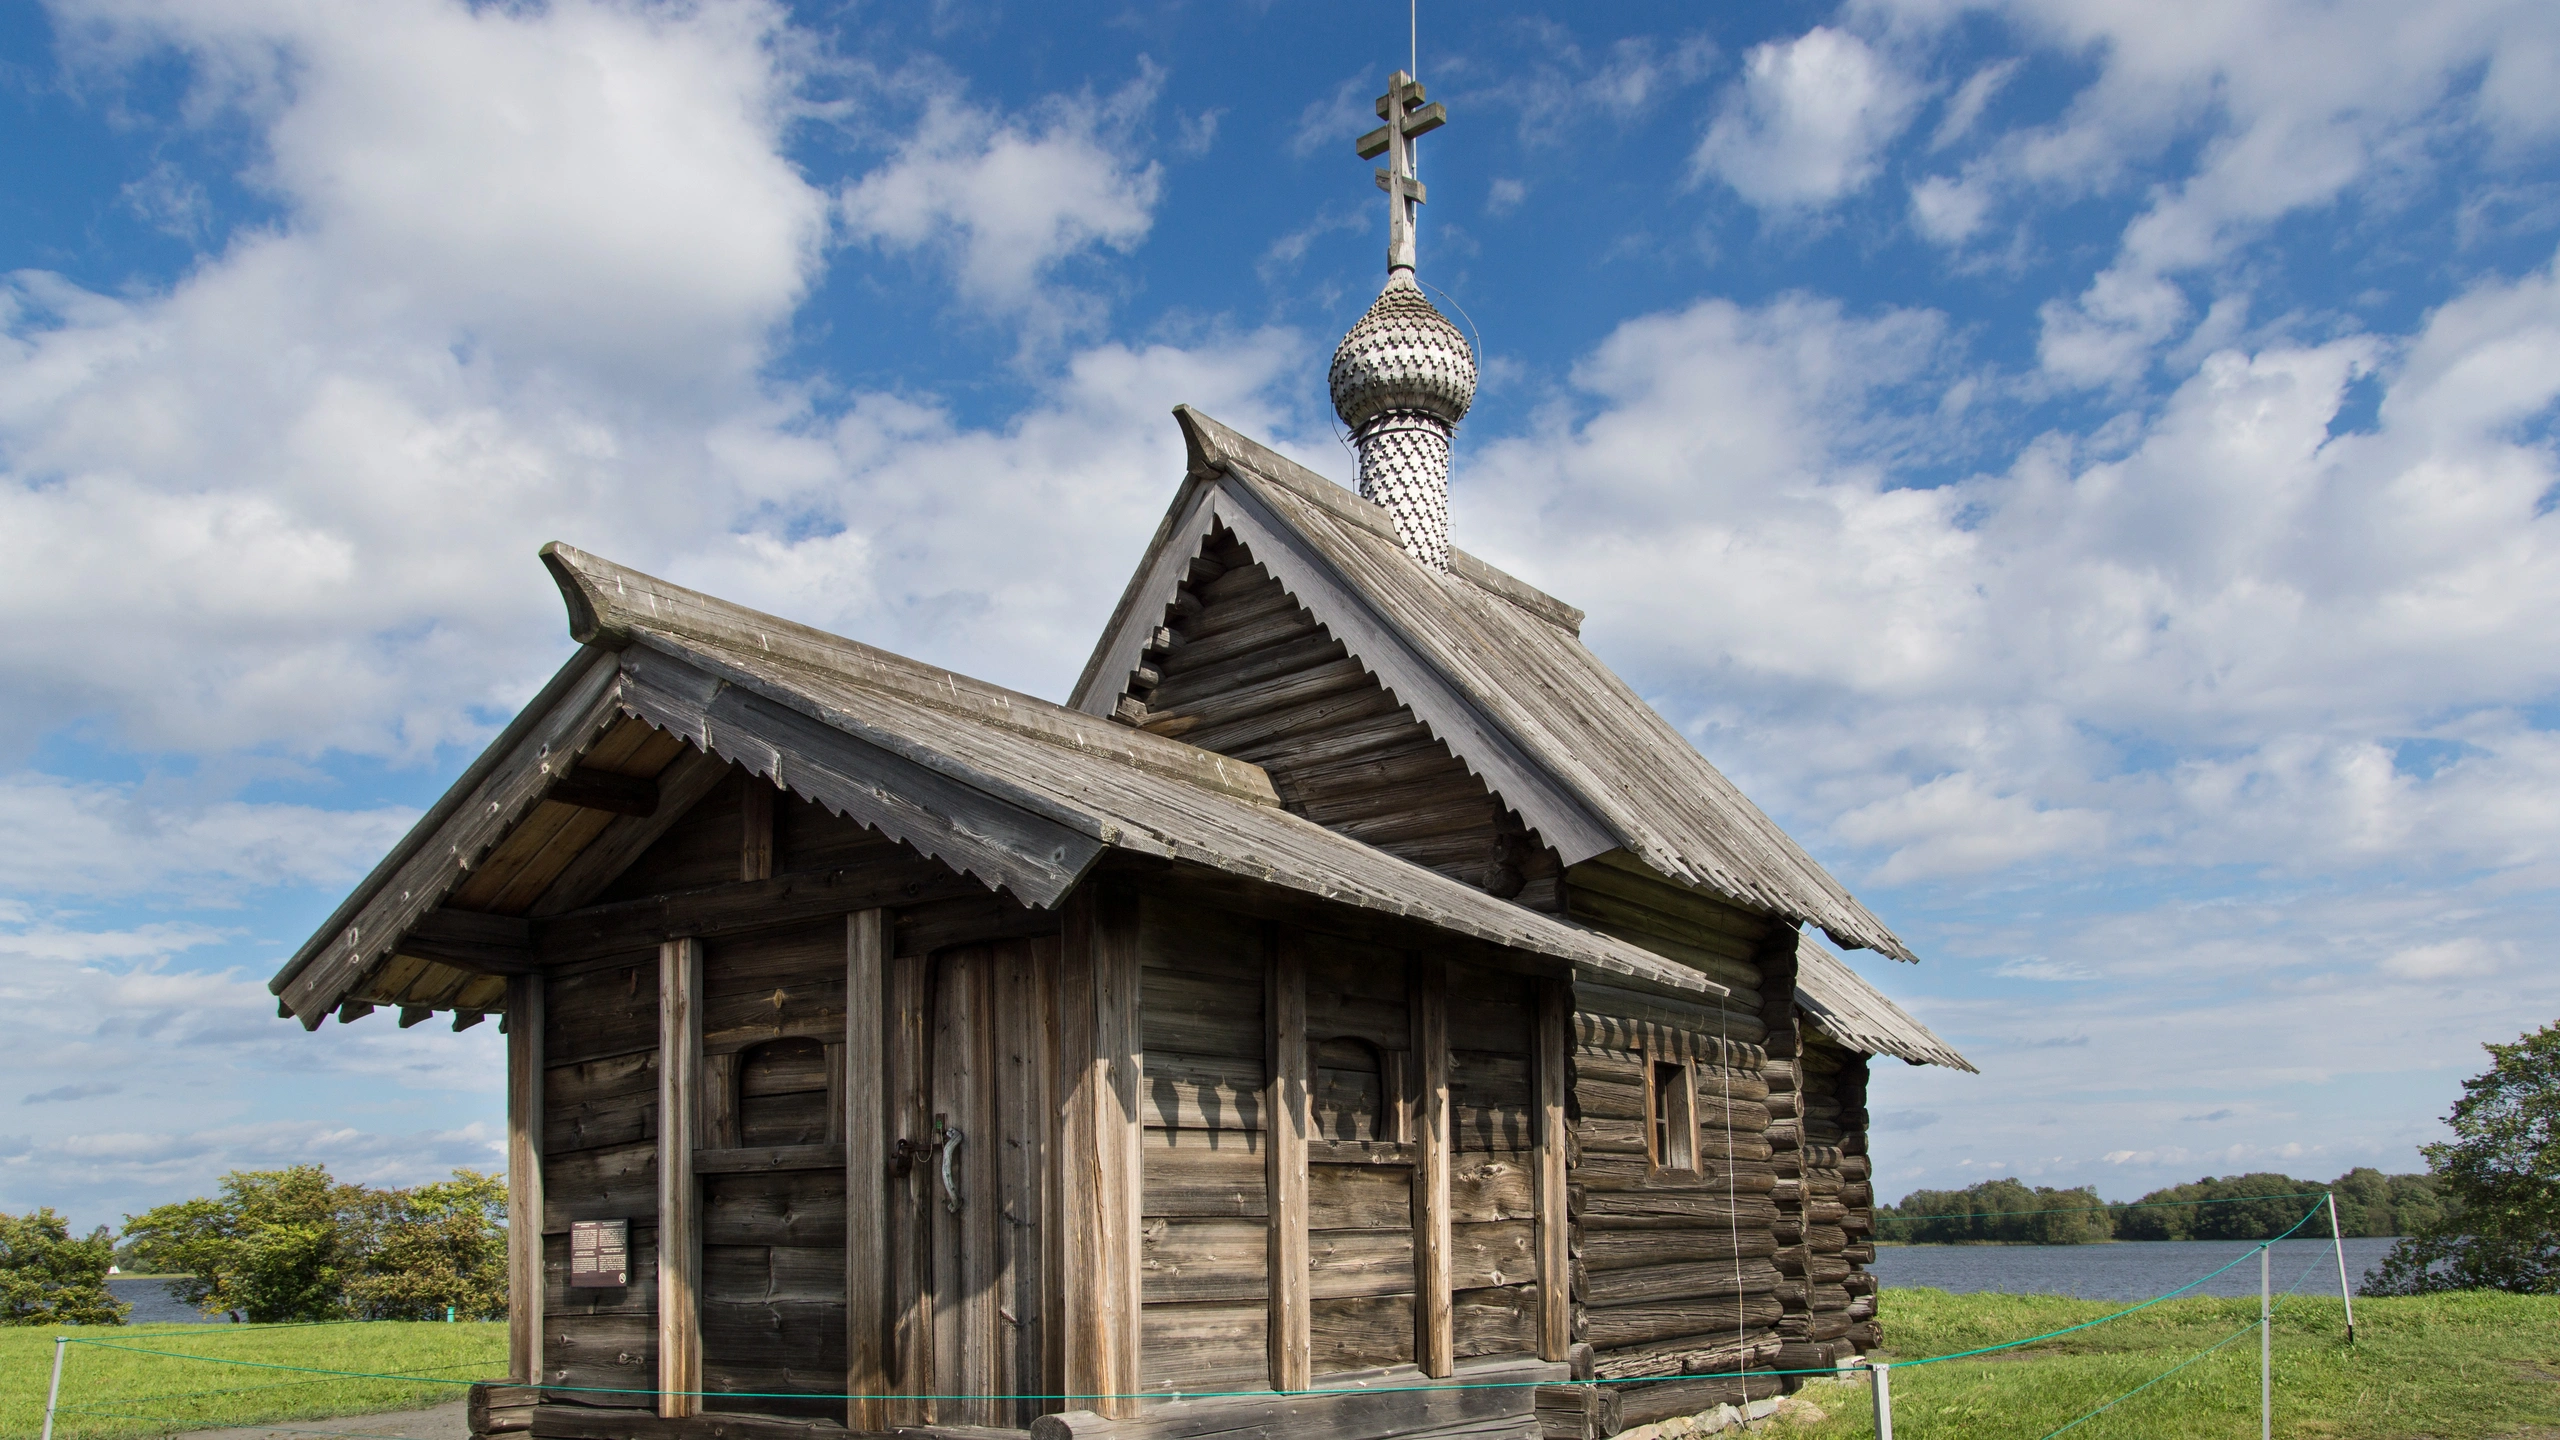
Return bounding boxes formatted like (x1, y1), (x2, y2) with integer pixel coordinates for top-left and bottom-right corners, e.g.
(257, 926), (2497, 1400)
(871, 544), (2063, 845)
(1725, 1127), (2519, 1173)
(659, 938), (703, 1419)
(1143, 1139), (1268, 1217)
(509, 974), (546, 1384)
(1412, 956), (1452, 1379)
(1309, 1293), (1414, 1375)
(1307, 1163), (1410, 1230)
(1138, 1301), (1270, 1393)
(1533, 979), (1568, 1364)
(1309, 1229), (1416, 1299)
(844, 910), (888, 1432)
(1141, 1216), (1270, 1304)
(1267, 929), (1310, 1393)
(1061, 884), (1144, 1419)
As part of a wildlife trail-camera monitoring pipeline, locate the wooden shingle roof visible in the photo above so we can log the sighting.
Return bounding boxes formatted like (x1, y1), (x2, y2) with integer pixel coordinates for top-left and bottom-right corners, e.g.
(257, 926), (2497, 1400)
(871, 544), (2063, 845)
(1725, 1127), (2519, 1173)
(269, 545), (1728, 1022)
(1793, 935), (1974, 1072)
(1072, 406), (1916, 961)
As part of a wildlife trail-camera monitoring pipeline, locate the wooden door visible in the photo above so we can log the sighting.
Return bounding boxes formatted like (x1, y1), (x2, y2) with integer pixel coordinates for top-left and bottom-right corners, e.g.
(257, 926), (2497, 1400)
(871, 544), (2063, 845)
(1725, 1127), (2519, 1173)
(909, 939), (1056, 1427)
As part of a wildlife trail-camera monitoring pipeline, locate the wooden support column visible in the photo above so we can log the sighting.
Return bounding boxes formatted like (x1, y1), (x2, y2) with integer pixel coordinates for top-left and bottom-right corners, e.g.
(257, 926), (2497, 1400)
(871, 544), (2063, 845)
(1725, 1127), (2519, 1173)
(657, 938), (703, 1420)
(1265, 928), (1310, 1392)
(1412, 955), (1453, 1378)
(1533, 977), (1571, 1363)
(1060, 885), (1143, 1418)
(888, 945), (933, 1428)
(845, 908), (892, 1432)
(505, 973), (545, 1386)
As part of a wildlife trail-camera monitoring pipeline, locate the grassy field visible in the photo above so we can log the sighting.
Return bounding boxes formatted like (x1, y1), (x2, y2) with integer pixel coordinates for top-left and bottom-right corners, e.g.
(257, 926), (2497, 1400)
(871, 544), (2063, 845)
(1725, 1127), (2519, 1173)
(3, 1290), (2553, 1439)
(1783, 1289), (2560, 1439)
(2, 1320), (508, 1439)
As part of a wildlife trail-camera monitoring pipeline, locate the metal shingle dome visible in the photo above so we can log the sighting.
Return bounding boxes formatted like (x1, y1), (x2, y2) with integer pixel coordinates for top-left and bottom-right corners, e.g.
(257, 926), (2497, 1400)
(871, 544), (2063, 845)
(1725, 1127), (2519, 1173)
(1329, 274), (1477, 433)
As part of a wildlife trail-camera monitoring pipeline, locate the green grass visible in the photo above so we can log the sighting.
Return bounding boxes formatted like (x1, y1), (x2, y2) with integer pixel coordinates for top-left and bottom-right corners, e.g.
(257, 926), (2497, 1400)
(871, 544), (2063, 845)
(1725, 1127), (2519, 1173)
(3, 1321), (508, 1439)
(1783, 1289), (2560, 1440)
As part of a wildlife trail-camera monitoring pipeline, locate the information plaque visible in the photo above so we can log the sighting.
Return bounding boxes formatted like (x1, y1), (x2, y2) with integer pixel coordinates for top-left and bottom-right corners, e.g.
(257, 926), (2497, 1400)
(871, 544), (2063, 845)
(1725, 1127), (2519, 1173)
(568, 1219), (629, 1288)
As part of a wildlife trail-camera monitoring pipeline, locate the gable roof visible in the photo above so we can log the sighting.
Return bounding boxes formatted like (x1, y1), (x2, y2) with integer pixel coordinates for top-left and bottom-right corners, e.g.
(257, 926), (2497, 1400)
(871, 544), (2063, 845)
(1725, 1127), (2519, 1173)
(1071, 406), (1915, 962)
(1793, 934), (1974, 1072)
(270, 545), (1728, 1024)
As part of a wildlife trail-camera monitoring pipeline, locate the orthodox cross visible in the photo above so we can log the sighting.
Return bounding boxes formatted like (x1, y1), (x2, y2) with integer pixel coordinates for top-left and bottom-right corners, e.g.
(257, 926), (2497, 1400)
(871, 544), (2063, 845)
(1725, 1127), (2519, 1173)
(1357, 71), (1446, 275)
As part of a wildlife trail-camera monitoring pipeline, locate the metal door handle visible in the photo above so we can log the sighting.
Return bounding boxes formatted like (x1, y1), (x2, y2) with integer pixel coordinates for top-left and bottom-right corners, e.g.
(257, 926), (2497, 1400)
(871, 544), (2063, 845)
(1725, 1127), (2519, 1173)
(940, 1126), (965, 1213)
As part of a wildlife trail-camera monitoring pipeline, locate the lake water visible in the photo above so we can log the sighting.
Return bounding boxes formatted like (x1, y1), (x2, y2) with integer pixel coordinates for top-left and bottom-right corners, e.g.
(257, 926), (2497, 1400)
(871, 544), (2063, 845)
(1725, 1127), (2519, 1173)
(107, 1276), (219, 1324)
(1869, 1237), (2404, 1302)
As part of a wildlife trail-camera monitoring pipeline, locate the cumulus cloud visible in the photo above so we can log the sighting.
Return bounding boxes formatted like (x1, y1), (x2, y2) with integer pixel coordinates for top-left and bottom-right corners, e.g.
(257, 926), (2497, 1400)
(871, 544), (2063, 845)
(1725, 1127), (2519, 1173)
(1693, 27), (1923, 210)
(1873, 0), (2560, 383)
(0, 775), (415, 900)
(839, 65), (1165, 326)
(1467, 245), (2560, 896)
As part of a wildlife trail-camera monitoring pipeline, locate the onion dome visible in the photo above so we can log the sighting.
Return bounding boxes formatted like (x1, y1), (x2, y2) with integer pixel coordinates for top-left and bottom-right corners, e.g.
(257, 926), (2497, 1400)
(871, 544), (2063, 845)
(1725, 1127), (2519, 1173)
(1329, 274), (1477, 434)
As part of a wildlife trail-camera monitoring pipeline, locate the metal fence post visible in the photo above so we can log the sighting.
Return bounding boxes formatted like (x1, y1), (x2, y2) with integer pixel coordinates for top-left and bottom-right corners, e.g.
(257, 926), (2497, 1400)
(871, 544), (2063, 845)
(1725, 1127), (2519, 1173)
(41, 1336), (66, 1440)
(2260, 1245), (2273, 1440)
(1871, 1360), (1894, 1440)
(2326, 1193), (2356, 1343)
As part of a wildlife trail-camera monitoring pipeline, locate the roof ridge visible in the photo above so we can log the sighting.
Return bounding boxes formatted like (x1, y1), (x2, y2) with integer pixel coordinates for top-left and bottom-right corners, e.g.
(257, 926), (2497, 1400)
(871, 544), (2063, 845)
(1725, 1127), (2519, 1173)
(1173, 405), (1584, 634)
(540, 542), (1281, 809)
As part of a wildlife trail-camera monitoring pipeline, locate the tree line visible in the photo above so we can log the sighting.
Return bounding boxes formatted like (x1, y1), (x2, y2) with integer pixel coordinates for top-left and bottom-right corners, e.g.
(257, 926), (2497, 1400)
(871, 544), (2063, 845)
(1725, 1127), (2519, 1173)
(1875, 1168), (2437, 1246)
(0, 1165), (505, 1325)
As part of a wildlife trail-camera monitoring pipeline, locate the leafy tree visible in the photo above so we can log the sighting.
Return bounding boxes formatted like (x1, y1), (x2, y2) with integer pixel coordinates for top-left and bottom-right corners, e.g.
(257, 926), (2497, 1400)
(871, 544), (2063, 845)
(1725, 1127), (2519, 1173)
(124, 1165), (511, 1321)
(2365, 1020), (2559, 1296)
(0, 1210), (127, 1325)
(343, 1171), (508, 1321)
(122, 1166), (358, 1322)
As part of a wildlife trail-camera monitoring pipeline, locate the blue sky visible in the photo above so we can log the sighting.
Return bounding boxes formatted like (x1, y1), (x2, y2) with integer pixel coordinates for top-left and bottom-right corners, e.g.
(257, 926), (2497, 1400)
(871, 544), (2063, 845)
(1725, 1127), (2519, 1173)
(5, 0), (2559, 1230)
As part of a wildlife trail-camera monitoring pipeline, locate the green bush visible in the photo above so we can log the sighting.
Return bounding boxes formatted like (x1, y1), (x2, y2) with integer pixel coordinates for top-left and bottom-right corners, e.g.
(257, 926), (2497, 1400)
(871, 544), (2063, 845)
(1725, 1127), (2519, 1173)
(0, 1209), (126, 1326)
(2364, 1019), (2558, 1296)
(121, 1165), (507, 1322)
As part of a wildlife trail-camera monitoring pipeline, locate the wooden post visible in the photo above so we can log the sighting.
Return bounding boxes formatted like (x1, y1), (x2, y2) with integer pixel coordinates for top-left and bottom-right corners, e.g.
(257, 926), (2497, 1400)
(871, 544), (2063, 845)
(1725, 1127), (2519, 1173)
(1412, 955), (1453, 1378)
(1533, 977), (1571, 1363)
(741, 780), (774, 882)
(845, 909), (892, 1431)
(1060, 885), (1143, 1418)
(1266, 928), (1311, 1393)
(657, 938), (703, 1420)
(889, 947), (934, 1428)
(505, 974), (545, 1387)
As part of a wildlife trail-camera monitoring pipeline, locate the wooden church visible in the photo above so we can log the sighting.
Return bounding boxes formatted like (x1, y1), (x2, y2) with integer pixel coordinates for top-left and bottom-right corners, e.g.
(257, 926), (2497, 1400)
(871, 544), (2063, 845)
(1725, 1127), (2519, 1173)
(271, 69), (1968, 1440)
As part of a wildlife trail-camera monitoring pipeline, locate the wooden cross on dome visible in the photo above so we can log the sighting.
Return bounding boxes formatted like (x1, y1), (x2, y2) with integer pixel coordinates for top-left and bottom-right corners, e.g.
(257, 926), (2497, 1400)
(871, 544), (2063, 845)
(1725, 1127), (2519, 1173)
(1357, 70), (1446, 276)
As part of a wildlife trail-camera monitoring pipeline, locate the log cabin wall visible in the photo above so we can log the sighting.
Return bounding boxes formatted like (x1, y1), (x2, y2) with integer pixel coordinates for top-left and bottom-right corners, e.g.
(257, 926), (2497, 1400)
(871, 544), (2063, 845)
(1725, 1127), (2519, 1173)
(1558, 860), (1801, 1424)
(526, 768), (1070, 1429)
(1801, 1037), (1879, 1356)
(1113, 530), (1561, 908)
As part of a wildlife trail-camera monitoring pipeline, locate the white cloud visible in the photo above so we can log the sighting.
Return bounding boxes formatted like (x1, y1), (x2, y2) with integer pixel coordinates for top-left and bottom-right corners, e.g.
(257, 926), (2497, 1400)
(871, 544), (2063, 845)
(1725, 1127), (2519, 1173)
(2379, 937), (2514, 981)
(1693, 27), (1923, 210)
(1868, 0), (2560, 383)
(1467, 247), (2560, 889)
(0, 775), (415, 900)
(1930, 57), (2019, 150)
(1908, 171), (1994, 244)
(839, 66), (1165, 326)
